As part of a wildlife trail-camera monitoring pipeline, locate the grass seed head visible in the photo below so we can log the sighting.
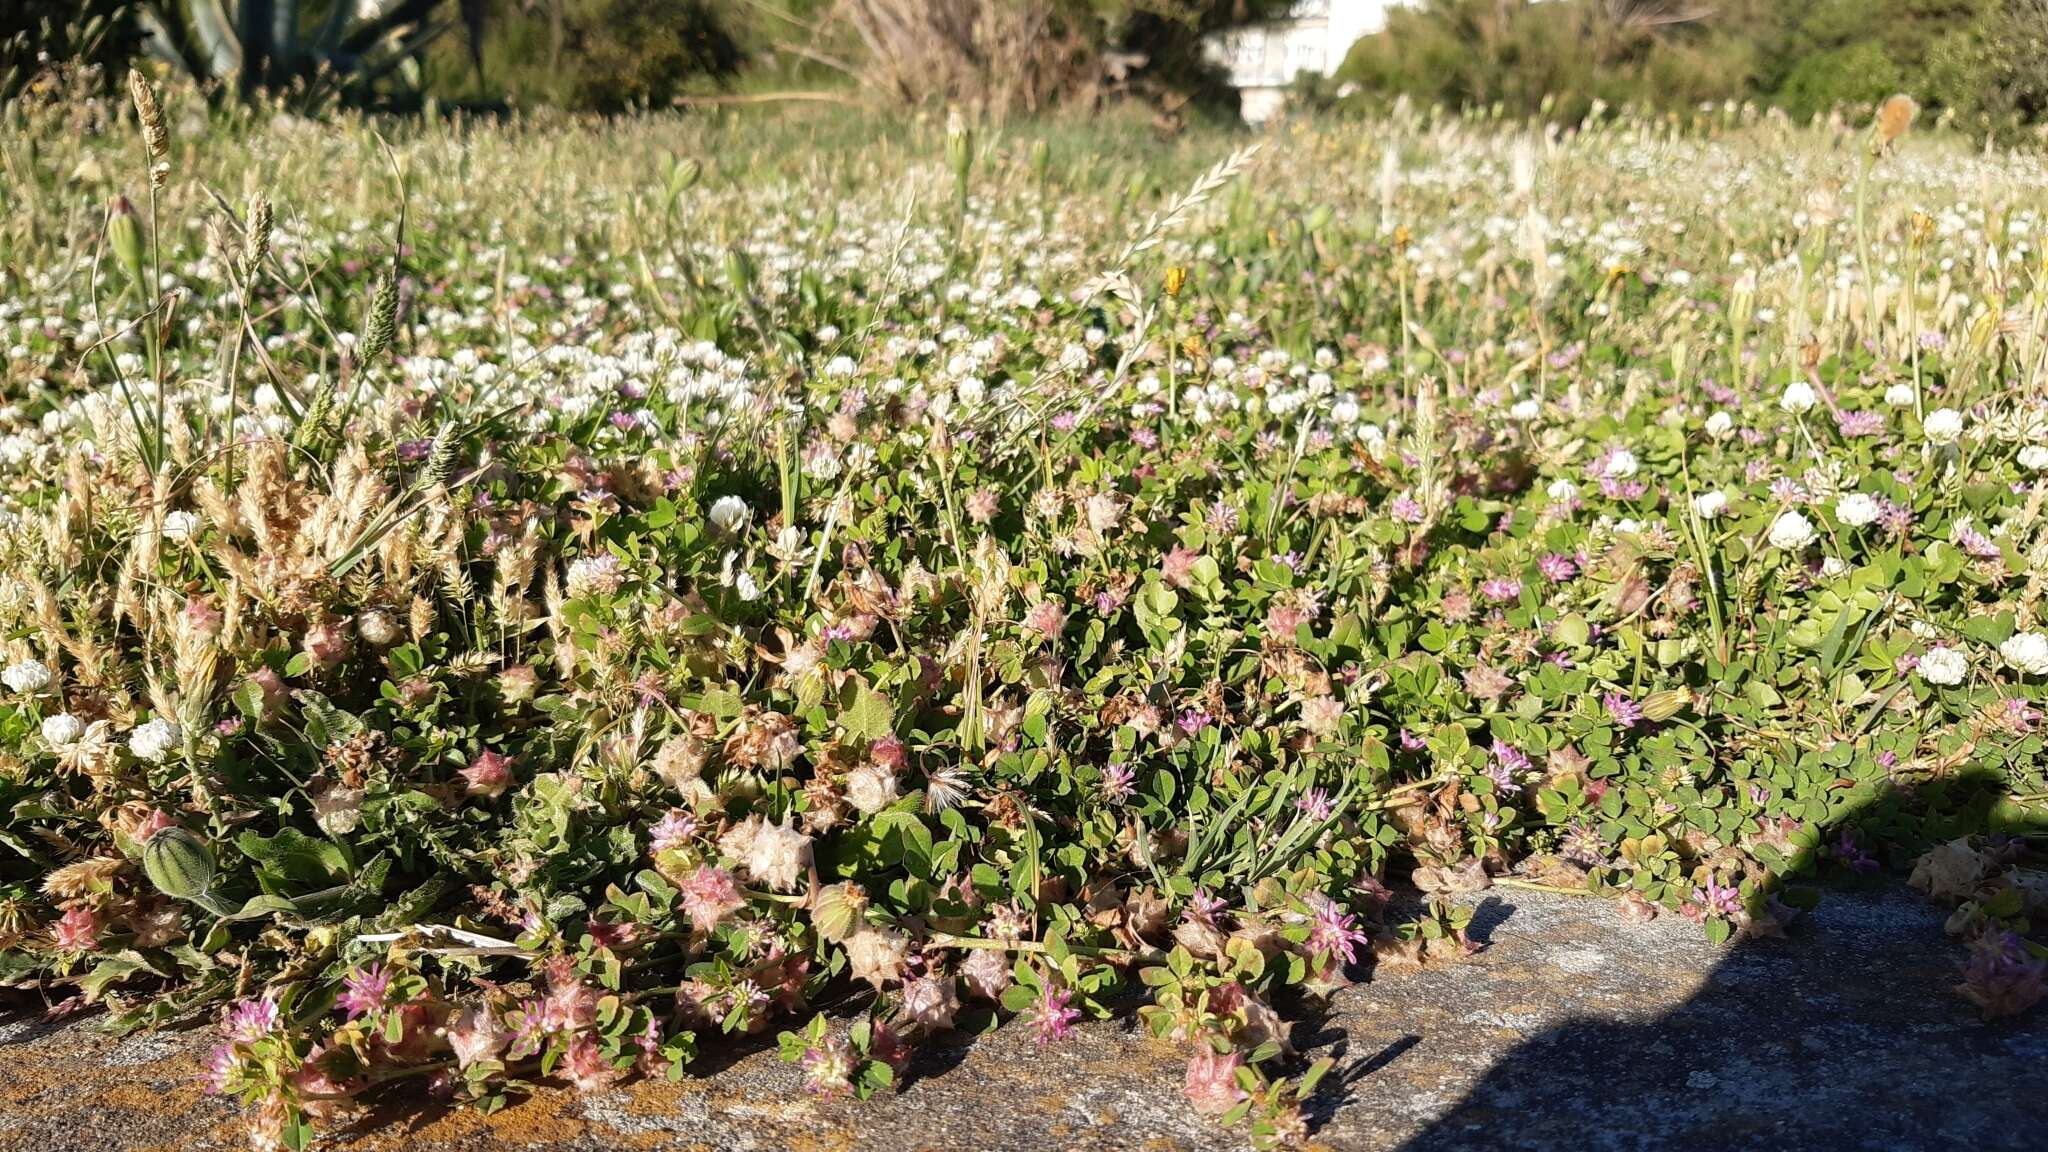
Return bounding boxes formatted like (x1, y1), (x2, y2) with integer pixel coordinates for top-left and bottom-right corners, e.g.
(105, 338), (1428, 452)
(126, 69), (168, 187)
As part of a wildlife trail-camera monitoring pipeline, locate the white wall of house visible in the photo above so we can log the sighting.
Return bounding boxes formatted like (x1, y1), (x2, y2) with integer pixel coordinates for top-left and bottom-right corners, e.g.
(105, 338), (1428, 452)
(1206, 0), (1415, 123)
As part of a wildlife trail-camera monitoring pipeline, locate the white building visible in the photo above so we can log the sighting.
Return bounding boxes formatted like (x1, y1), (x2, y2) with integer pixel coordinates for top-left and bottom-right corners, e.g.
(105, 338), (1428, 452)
(1206, 0), (1412, 124)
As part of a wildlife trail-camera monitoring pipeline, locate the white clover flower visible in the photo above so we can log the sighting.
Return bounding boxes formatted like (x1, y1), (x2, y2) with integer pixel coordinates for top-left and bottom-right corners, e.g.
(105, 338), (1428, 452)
(739, 816), (811, 892)
(1704, 411), (1733, 439)
(161, 510), (200, 541)
(1917, 646), (1968, 686)
(1779, 381), (1816, 414)
(1923, 407), (1964, 444)
(1884, 383), (1917, 408)
(2, 658), (51, 694)
(40, 713), (84, 746)
(1835, 493), (1880, 527)
(2001, 632), (2048, 676)
(1692, 490), (1728, 519)
(844, 763), (900, 815)
(1604, 449), (1638, 478)
(734, 571), (763, 602)
(708, 495), (751, 534)
(1509, 398), (1540, 421)
(130, 717), (181, 763)
(1548, 478), (1579, 502)
(1819, 555), (1848, 578)
(1768, 510), (1816, 550)
(565, 554), (627, 599)
(2019, 445), (2048, 472)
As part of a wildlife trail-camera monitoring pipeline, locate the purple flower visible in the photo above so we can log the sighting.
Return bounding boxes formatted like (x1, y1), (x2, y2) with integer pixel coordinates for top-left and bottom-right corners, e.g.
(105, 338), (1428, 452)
(1833, 830), (1879, 874)
(1769, 476), (1808, 504)
(1537, 553), (1577, 582)
(1184, 888), (1229, 929)
(224, 995), (280, 1043)
(1956, 524), (2003, 560)
(204, 1042), (241, 1094)
(1399, 728), (1426, 753)
(1389, 494), (1424, 523)
(1878, 500), (1915, 537)
(1100, 763), (1135, 802)
(1305, 894), (1369, 967)
(1487, 744), (1531, 795)
(800, 1036), (858, 1097)
(1295, 787), (1335, 822)
(336, 963), (392, 1020)
(507, 997), (550, 1059)
(1026, 985), (1081, 1046)
(1693, 877), (1742, 919)
(1835, 410), (1884, 438)
(650, 810), (699, 852)
(1604, 692), (1644, 729)
(1480, 578), (1523, 604)
(1957, 931), (2047, 1019)
(1176, 709), (1213, 736)
(1560, 821), (1609, 866)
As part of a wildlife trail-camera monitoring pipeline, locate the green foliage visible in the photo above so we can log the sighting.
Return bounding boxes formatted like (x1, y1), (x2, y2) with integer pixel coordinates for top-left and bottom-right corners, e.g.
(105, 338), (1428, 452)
(561, 0), (739, 113)
(6, 81), (2048, 1147)
(1340, 0), (1769, 122)
(1923, 0), (2048, 129)
(1339, 0), (2048, 128)
(1, 0), (140, 101)
(1774, 40), (1905, 118)
(417, 0), (739, 112)
(130, 0), (491, 108)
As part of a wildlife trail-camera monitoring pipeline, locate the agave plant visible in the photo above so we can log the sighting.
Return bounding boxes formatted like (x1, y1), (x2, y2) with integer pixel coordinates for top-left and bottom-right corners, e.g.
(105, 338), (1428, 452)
(135, 0), (485, 104)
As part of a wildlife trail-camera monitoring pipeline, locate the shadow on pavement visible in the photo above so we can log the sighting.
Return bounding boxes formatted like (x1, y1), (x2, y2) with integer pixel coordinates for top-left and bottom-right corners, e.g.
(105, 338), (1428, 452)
(1385, 767), (2048, 1152)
